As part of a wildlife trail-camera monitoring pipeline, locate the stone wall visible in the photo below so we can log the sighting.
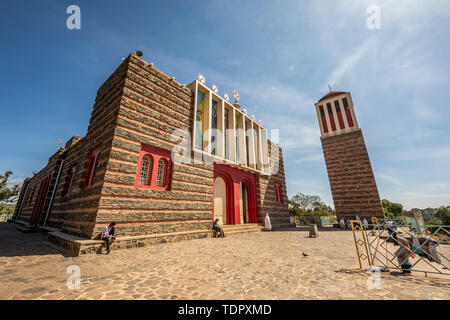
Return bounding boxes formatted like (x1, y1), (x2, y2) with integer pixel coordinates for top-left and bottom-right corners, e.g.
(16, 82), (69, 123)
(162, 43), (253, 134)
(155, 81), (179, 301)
(91, 54), (214, 239)
(256, 141), (291, 227)
(321, 129), (384, 220)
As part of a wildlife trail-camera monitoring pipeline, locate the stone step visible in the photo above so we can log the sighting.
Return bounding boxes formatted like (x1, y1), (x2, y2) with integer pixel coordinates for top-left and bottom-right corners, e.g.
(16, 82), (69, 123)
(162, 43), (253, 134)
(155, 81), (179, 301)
(272, 222), (296, 229)
(222, 223), (261, 230)
(47, 229), (213, 256)
(221, 224), (264, 236)
(16, 225), (38, 233)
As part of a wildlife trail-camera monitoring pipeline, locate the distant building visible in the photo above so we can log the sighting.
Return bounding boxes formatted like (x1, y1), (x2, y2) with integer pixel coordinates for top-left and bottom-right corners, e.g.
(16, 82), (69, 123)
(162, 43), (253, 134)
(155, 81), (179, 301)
(420, 207), (436, 224)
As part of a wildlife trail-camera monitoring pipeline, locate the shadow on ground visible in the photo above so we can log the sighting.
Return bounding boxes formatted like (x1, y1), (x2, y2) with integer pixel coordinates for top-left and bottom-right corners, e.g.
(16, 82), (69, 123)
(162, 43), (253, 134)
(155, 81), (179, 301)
(334, 268), (450, 289)
(0, 222), (71, 258)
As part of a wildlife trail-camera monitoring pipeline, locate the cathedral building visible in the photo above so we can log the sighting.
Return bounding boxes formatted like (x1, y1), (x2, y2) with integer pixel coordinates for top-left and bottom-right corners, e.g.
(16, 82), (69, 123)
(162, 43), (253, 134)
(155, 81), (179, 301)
(13, 52), (292, 255)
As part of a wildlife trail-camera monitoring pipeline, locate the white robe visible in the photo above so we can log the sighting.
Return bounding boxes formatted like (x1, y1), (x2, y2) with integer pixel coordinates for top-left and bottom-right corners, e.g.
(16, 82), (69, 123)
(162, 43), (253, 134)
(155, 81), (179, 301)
(363, 218), (369, 229)
(265, 215), (272, 231)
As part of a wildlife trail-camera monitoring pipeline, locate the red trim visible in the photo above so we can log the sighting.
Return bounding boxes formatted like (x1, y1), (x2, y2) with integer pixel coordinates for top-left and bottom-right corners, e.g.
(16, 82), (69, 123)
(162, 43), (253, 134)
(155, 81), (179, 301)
(29, 174), (51, 225)
(213, 163), (258, 225)
(84, 146), (101, 189)
(274, 182), (283, 204)
(134, 144), (172, 191)
(62, 165), (76, 197)
(321, 116), (328, 133)
(327, 103), (337, 131)
(345, 109), (354, 127)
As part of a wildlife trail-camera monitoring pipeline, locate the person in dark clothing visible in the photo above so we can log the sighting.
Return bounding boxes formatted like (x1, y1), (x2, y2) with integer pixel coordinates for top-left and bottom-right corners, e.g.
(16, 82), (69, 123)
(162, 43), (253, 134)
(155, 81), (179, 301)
(101, 222), (116, 254)
(212, 218), (225, 238)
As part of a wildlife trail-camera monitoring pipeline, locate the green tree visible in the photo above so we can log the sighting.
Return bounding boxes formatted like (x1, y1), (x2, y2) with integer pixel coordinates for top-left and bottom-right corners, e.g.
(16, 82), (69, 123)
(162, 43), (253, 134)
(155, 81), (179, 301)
(0, 171), (21, 216)
(288, 193), (334, 217)
(382, 199), (403, 217)
(435, 207), (450, 225)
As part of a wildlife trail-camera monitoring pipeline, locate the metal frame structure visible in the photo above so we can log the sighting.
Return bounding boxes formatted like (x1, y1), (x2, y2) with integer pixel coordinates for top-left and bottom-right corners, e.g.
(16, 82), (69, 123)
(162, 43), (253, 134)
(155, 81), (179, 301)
(352, 218), (449, 276)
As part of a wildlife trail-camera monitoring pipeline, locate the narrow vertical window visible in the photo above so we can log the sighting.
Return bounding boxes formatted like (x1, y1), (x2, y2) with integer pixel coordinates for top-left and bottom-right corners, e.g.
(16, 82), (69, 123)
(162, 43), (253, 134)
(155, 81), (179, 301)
(28, 186), (36, 205)
(326, 103), (336, 131)
(334, 100), (345, 129)
(211, 100), (218, 155)
(224, 108), (229, 160)
(156, 158), (167, 187)
(275, 183), (283, 203)
(342, 97), (354, 127)
(195, 91), (205, 149)
(319, 105), (328, 133)
(62, 165), (77, 196)
(235, 113), (240, 163)
(278, 184), (283, 203)
(139, 155), (153, 186)
(84, 147), (101, 188)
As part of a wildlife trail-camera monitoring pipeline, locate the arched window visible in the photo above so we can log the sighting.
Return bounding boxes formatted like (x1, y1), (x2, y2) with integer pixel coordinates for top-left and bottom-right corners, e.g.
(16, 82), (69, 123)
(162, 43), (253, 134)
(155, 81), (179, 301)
(139, 155), (153, 185)
(134, 145), (172, 190)
(156, 158), (167, 187)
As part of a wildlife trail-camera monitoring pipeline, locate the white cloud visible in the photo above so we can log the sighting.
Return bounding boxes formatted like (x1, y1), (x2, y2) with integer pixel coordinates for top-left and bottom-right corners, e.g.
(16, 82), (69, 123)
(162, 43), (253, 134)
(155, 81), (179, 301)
(377, 173), (404, 187)
(325, 38), (373, 89)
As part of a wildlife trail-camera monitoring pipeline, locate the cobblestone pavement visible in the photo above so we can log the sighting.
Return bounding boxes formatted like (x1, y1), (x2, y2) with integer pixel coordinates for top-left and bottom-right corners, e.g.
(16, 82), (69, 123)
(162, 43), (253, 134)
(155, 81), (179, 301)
(1, 223), (449, 300)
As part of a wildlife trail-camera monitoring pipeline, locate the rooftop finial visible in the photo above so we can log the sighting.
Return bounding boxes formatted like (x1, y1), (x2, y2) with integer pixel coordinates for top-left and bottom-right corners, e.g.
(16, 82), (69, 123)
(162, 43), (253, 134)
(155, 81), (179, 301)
(328, 84), (332, 92)
(233, 90), (241, 108)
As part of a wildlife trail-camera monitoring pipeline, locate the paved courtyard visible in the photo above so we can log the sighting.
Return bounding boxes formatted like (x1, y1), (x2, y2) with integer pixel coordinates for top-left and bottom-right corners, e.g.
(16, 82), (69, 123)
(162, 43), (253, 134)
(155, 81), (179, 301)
(0, 222), (449, 300)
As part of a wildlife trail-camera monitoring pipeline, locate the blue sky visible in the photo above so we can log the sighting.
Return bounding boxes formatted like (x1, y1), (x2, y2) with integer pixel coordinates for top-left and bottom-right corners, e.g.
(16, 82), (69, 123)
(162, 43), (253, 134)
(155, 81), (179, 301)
(1, 0), (449, 210)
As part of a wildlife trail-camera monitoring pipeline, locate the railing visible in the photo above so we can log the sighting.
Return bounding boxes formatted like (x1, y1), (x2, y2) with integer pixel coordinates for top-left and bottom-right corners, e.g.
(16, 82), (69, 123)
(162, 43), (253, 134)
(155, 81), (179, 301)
(293, 215), (334, 227)
(351, 219), (449, 276)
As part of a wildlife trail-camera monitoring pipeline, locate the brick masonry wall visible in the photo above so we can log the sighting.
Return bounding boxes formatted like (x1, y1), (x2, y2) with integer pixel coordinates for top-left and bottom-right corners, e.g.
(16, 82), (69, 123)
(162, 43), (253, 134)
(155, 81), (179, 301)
(256, 141), (291, 226)
(321, 129), (384, 220)
(15, 149), (65, 225)
(91, 54), (214, 239)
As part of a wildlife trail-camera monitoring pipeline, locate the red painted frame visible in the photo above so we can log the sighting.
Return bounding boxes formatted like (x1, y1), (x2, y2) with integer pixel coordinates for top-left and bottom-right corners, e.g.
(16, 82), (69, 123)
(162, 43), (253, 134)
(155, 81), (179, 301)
(83, 146), (101, 189)
(29, 174), (51, 225)
(275, 182), (283, 204)
(134, 144), (172, 191)
(213, 163), (258, 225)
(62, 165), (76, 197)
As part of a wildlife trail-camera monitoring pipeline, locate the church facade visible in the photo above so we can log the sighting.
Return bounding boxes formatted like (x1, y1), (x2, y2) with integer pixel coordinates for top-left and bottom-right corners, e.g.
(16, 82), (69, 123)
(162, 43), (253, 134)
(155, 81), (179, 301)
(13, 52), (291, 254)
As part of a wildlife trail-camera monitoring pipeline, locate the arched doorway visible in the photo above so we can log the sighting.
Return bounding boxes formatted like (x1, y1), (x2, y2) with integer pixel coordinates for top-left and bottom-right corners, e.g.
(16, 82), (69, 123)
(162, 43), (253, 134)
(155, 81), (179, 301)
(213, 177), (227, 225)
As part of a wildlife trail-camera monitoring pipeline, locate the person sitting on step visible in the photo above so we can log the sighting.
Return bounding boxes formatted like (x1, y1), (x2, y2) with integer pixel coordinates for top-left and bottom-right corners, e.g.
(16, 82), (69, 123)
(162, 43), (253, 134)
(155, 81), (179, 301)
(212, 218), (225, 238)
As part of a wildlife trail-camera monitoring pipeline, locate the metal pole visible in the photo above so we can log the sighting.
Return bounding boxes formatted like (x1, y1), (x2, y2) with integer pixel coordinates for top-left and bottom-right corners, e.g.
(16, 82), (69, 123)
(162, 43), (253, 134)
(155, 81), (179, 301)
(43, 159), (64, 226)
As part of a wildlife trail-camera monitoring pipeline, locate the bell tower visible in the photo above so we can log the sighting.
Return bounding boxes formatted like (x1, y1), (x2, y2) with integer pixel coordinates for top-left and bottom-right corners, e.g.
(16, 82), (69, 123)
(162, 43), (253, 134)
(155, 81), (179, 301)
(315, 91), (384, 221)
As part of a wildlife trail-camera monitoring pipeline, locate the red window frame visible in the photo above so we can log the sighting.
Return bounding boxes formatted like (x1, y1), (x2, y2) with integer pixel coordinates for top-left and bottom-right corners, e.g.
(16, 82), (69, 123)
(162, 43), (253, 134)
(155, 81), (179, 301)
(62, 165), (77, 197)
(134, 144), (172, 191)
(318, 105), (328, 133)
(84, 147), (101, 189)
(275, 182), (283, 204)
